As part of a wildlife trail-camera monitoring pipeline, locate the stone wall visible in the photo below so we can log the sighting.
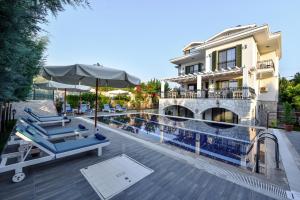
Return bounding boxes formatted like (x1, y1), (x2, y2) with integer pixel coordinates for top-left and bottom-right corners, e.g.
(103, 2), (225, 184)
(159, 98), (256, 125)
(256, 101), (277, 127)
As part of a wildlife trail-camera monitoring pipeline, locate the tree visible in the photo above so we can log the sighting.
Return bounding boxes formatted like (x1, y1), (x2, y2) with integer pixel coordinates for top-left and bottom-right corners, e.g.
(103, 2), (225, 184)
(0, 0), (89, 102)
(279, 73), (300, 110)
(279, 77), (292, 103)
(292, 72), (300, 85)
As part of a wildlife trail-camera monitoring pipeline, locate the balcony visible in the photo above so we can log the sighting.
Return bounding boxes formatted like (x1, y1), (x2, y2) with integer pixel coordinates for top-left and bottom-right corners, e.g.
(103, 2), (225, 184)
(257, 59), (275, 78)
(163, 87), (256, 100)
(257, 59), (274, 70)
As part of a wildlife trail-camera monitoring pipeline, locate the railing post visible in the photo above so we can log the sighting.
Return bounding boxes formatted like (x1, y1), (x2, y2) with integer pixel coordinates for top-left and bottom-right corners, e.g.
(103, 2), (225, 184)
(255, 139), (261, 173)
(266, 112), (269, 129)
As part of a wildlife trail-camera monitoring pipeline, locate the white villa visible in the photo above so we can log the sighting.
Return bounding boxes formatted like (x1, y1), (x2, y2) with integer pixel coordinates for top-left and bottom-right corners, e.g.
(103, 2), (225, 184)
(159, 24), (282, 125)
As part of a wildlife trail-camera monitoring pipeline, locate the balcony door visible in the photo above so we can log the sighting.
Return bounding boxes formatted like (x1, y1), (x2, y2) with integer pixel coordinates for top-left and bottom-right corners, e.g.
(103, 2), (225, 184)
(218, 48), (236, 70)
(212, 108), (238, 123)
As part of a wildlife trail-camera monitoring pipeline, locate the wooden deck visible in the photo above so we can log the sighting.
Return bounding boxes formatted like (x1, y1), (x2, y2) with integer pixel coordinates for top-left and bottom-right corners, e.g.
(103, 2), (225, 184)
(0, 119), (276, 200)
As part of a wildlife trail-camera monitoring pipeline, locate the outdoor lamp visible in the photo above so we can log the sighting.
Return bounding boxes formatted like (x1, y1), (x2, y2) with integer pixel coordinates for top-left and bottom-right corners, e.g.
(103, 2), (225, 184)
(12, 109), (16, 120)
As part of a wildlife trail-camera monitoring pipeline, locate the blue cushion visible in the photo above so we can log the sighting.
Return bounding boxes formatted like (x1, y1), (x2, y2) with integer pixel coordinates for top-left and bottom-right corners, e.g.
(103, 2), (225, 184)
(30, 122), (47, 134)
(16, 126), (57, 153)
(16, 125), (108, 154)
(27, 117), (37, 123)
(54, 137), (109, 153)
(46, 127), (75, 135)
(95, 133), (106, 140)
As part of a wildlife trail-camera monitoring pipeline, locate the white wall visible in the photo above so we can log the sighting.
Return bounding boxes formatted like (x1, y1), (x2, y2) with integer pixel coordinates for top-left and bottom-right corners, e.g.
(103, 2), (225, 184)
(179, 58), (206, 74)
(257, 51), (279, 102)
(205, 37), (258, 71)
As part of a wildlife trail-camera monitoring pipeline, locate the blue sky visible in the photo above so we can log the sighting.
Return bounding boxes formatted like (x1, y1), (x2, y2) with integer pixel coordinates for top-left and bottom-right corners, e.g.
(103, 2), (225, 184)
(43, 0), (300, 81)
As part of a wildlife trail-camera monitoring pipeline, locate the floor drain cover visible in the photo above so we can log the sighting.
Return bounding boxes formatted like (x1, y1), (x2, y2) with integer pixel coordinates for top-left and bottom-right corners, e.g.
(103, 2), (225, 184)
(81, 154), (154, 200)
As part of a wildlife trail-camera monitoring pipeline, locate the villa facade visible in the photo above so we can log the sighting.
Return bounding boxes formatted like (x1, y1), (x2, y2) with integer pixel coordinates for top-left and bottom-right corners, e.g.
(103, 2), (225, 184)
(159, 24), (282, 125)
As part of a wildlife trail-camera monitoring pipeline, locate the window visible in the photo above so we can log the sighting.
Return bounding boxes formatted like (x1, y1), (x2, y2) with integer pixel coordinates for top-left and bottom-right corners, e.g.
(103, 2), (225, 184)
(218, 47), (236, 70)
(185, 63), (204, 75)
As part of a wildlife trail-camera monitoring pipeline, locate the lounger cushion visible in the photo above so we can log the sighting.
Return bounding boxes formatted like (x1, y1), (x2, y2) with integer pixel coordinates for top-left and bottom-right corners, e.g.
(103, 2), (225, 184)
(17, 125), (108, 154)
(95, 133), (106, 141)
(30, 122), (48, 134)
(46, 127), (88, 136)
(21, 118), (87, 137)
(24, 107), (69, 121)
(18, 126), (57, 153)
(27, 117), (37, 123)
(54, 137), (109, 153)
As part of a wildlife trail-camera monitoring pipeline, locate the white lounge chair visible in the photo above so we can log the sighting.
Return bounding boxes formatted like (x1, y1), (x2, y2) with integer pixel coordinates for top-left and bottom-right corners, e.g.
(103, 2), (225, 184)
(102, 104), (115, 113)
(24, 107), (71, 125)
(115, 104), (127, 112)
(0, 125), (110, 182)
(20, 117), (89, 139)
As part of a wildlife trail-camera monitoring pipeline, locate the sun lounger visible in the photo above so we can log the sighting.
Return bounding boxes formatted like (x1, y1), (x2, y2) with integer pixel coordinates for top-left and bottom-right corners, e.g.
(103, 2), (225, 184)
(102, 104), (115, 113)
(24, 107), (71, 125)
(19, 117), (89, 139)
(79, 103), (92, 114)
(62, 103), (73, 113)
(115, 104), (127, 112)
(0, 125), (110, 182)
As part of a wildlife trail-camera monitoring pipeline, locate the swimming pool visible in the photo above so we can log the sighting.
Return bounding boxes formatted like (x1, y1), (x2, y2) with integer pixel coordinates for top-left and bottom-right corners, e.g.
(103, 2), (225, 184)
(97, 113), (265, 169)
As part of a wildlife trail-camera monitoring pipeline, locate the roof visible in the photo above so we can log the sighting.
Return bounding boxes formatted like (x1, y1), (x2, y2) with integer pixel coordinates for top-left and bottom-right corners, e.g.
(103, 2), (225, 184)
(171, 24), (282, 64)
(205, 24), (257, 43)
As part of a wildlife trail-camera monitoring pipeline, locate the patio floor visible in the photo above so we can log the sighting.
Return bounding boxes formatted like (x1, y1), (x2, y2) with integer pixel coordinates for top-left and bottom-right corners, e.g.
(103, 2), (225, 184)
(0, 118), (285, 200)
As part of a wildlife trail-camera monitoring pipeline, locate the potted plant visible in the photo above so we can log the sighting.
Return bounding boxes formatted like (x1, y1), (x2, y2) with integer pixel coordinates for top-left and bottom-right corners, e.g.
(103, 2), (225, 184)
(283, 102), (295, 132)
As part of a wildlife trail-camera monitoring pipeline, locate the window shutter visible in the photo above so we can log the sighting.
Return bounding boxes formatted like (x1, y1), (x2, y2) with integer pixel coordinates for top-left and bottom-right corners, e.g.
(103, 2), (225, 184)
(236, 44), (242, 67)
(212, 51), (217, 71)
(215, 81), (220, 90)
(238, 78), (243, 88)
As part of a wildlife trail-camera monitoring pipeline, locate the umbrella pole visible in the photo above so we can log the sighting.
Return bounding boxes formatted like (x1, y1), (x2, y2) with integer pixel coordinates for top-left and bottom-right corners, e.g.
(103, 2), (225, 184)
(79, 91), (82, 113)
(64, 88), (67, 115)
(94, 78), (98, 128)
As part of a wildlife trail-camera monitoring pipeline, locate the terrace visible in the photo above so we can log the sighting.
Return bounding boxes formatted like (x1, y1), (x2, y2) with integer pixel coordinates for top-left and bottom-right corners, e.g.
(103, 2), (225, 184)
(1, 107), (300, 200)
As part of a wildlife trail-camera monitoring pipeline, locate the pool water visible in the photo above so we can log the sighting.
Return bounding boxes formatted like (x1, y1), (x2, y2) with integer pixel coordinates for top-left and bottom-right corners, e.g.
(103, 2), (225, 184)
(97, 113), (265, 169)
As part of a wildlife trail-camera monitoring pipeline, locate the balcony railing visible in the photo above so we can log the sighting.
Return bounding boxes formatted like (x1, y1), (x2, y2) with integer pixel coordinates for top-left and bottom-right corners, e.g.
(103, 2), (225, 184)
(178, 70), (206, 76)
(257, 59), (274, 70)
(163, 87), (256, 100)
(217, 60), (236, 70)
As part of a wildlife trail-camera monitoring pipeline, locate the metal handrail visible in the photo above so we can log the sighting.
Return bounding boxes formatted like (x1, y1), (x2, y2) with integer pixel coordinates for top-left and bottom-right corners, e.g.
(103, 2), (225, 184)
(164, 87), (256, 99)
(257, 59), (274, 70)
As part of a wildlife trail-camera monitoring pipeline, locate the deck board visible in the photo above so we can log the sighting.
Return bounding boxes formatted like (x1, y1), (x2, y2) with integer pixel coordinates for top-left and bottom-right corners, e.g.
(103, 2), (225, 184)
(0, 120), (276, 200)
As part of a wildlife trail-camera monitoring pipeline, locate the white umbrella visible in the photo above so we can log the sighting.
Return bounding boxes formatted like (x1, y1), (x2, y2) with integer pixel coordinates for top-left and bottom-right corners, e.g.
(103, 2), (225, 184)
(34, 80), (91, 114)
(106, 89), (129, 97)
(41, 64), (141, 127)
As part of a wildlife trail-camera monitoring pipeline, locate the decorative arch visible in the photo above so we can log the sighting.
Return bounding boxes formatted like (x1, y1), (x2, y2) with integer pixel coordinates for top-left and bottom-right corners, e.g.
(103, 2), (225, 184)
(201, 107), (239, 124)
(163, 105), (194, 118)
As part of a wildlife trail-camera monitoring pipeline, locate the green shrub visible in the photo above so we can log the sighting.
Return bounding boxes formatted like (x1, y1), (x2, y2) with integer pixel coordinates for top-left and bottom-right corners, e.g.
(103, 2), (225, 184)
(270, 119), (278, 128)
(67, 95), (80, 108)
(283, 102), (296, 125)
(66, 93), (110, 109)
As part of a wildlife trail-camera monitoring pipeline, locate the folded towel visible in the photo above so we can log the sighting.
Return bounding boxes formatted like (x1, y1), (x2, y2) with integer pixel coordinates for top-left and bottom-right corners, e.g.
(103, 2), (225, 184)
(78, 124), (86, 129)
(95, 133), (106, 140)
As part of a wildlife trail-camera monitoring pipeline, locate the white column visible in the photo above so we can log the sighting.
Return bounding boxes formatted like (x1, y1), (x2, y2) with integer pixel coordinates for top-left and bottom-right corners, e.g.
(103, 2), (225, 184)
(197, 75), (202, 98)
(242, 66), (249, 98)
(205, 52), (211, 72)
(161, 80), (165, 98)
